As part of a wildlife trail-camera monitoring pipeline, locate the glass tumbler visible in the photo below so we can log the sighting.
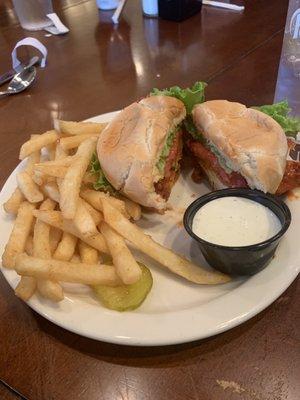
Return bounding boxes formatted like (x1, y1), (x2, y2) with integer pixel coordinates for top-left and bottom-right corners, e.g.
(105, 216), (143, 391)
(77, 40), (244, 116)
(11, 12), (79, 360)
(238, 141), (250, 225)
(96, 0), (119, 10)
(12, 0), (54, 31)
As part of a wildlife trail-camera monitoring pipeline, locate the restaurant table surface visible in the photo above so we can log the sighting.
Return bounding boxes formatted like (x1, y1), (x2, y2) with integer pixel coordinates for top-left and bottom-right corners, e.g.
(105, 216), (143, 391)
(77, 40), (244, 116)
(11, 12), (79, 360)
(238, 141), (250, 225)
(0, 0), (299, 399)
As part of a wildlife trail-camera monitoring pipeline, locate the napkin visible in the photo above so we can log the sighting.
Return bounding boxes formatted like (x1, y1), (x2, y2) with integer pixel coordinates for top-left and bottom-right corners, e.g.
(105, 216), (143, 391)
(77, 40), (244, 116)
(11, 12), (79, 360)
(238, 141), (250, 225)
(12, 37), (47, 70)
(44, 13), (69, 35)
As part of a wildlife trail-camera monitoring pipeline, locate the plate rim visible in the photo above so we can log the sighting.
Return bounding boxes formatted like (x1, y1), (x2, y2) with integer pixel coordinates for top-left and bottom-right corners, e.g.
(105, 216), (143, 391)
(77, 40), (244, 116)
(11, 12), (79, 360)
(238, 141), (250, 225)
(0, 110), (299, 346)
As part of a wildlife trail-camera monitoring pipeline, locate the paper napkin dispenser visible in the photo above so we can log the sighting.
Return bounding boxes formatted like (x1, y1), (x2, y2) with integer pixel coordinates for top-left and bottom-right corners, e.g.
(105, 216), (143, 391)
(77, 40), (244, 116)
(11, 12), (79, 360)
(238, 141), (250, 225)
(158, 0), (202, 22)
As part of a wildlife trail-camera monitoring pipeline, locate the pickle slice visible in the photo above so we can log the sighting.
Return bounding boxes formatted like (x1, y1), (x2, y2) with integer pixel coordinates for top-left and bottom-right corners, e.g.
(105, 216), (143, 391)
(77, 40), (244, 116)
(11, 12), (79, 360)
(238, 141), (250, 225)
(92, 263), (153, 311)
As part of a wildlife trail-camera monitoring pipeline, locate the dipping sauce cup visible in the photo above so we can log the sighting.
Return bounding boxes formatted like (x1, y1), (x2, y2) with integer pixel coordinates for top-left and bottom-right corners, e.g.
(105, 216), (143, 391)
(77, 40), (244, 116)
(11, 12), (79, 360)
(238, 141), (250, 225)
(183, 188), (291, 275)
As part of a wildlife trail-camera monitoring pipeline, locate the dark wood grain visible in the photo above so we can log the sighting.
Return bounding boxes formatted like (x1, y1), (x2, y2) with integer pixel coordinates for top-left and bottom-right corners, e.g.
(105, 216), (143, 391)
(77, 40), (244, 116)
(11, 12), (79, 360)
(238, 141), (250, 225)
(0, 0), (289, 187)
(1, 1), (299, 400)
(206, 31), (284, 105)
(1, 279), (299, 400)
(0, 382), (25, 400)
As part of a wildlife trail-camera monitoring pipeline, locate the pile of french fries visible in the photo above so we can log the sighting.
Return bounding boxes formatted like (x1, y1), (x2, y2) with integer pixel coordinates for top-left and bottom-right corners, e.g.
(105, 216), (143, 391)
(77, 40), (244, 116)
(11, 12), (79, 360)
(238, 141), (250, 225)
(1, 120), (229, 305)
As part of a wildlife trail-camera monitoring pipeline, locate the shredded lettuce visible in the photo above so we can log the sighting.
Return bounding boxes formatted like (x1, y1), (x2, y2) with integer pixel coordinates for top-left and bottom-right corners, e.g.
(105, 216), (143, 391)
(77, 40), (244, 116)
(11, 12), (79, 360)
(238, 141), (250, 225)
(156, 127), (179, 174)
(207, 142), (234, 173)
(253, 100), (300, 136)
(151, 81), (207, 114)
(90, 153), (116, 194)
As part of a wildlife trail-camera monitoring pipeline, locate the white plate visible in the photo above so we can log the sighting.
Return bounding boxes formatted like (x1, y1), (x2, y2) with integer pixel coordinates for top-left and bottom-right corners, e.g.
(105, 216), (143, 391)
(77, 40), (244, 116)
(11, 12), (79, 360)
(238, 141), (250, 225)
(0, 111), (299, 346)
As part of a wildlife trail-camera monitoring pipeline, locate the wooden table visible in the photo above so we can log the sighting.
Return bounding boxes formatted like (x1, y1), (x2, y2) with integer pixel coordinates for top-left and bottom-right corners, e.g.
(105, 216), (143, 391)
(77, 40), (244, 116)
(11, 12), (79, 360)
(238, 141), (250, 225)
(0, 1), (299, 399)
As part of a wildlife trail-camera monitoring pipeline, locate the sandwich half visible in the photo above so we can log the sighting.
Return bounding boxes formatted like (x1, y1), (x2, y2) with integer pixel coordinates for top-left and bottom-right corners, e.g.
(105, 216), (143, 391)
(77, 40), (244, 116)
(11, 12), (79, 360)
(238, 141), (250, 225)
(97, 95), (186, 210)
(186, 100), (300, 194)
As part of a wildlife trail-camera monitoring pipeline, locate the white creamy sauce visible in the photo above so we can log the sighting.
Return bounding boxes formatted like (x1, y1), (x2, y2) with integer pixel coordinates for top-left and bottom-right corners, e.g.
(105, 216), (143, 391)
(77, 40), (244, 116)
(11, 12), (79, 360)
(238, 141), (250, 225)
(192, 197), (282, 247)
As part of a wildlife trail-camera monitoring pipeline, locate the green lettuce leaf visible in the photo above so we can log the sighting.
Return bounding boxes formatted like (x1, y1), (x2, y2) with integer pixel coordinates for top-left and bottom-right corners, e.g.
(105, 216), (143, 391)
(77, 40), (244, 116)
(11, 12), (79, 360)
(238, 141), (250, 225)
(151, 81), (207, 140)
(90, 153), (116, 194)
(206, 141), (233, 173)
(156, 127), (179, 174)
(183, 115), (203, 140)
(151, 81), (207, 114)
(253, 100), (300, 136)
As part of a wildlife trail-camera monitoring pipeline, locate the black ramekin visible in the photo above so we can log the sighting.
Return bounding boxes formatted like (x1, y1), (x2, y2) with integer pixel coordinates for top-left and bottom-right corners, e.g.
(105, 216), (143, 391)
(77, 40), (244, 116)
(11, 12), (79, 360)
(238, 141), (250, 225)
(183, 188), (291, 276)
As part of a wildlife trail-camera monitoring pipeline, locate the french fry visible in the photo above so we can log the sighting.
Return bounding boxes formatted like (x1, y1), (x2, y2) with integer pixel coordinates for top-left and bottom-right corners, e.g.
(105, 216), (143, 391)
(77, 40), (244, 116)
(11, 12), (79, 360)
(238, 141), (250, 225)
(33, 210), (108, 253)
(101, 199), (230, 285)
(26, 151), (40, 174)
(82, 171), (97, 186)
(78, 240), (99, 264)
(19, 130), (58, 160)
(73, 200), (98, 236)
(58, 120), (106, 136)
(64, 217), (109, 253)
(59, 133), (99, 150)
(53, 232), (77, 261)
(70, 253), (81, 263)
(33, 199), (63, 302)
(25, 235), (34, 256)
(3, 151), (41, 213)
(46, 143), (56, 161)
(17, 171), (44, 203)
(33, 164), (67, 178)
(60, 137), (97, 219)
(32, 170), (47, 186)
(43, 184), (102, 228)
(43, 181), (60, 202)
(26, 150), (42, 187)
(80, 189), (129, 218)
(15, 253), (121, 286)
(35, 156), (75, 168)
(39, 196), (56, 211)
(55, 143), (69, 160)
(122, 196), (142, 221)
(37, 279), (64, 302)
(3, 188), (25, 214)
(100, 222), (141, 284)
(80, 199), (103, 225)
(49, 227), (62, 255)
(33, 199), (56, 257)
(2, 202), (36, 268)
(15, 276), (36, 301)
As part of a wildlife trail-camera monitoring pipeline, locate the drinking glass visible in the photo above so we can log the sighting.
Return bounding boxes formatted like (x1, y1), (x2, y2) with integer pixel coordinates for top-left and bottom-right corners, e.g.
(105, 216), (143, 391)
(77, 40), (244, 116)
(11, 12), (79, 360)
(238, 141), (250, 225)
(12, 0), (53, 31)
(96, 0), (119, 10)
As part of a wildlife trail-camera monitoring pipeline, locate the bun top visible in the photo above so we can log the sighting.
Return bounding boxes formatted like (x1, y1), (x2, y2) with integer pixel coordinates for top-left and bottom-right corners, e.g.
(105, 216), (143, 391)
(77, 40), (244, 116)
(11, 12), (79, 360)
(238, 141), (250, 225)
(192, 100), (288, 193)
(97, 95), (186, 209)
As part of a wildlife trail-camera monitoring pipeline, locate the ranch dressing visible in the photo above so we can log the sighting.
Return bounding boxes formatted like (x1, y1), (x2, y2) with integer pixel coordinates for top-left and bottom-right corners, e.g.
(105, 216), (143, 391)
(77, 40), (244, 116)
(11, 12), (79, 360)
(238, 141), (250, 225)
(192, 197), (282, 247)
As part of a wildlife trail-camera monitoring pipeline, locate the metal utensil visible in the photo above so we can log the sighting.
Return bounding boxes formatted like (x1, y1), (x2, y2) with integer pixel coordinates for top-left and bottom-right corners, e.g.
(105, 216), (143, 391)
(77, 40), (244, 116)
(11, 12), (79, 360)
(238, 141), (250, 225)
(0, 56), (39, 87)
(0, 66), (36, 98)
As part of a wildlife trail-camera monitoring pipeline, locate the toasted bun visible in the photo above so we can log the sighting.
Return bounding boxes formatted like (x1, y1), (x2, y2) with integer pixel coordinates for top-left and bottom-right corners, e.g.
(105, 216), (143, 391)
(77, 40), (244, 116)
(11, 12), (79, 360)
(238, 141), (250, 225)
(192, 100), (288, 193)
(97, 96), (186, 209)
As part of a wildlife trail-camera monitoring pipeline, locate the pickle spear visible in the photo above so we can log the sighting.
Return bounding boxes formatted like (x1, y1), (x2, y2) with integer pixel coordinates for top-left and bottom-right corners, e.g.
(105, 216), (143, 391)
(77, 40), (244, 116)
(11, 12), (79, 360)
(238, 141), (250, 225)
(92, 262), (153, 311)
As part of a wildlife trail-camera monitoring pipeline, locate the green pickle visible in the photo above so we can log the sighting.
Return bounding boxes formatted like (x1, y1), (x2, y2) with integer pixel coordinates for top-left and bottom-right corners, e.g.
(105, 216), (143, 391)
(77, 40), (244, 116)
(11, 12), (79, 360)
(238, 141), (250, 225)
(92, 263), (153, 311)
